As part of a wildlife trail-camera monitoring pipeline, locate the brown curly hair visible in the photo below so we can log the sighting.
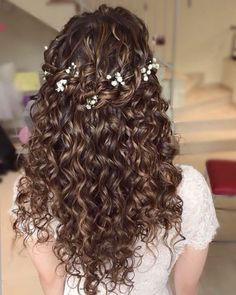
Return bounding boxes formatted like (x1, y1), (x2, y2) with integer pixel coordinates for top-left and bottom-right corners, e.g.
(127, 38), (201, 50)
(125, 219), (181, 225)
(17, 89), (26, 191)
(12, 4), (184, 295)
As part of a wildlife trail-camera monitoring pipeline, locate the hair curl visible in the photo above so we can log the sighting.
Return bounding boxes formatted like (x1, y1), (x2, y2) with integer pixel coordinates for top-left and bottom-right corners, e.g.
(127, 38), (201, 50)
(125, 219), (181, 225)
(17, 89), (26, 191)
(12, 4), (184, 295)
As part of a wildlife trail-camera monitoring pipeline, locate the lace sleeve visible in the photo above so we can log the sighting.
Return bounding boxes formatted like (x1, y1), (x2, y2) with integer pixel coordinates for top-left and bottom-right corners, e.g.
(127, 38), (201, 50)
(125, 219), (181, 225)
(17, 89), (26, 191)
(180, 165), (220, 250)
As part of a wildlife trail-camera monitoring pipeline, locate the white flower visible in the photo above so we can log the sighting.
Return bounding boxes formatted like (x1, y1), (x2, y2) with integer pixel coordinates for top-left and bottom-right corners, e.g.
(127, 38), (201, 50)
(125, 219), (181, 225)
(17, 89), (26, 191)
(107, 72), (125, 87)
(85, 95), (99, 110)
(56, 79), (67, 92)
(71, 62), (77, 69)
(117, 76), (123, 82)
(141, 67), (146, 73)
(143, 75), (148, 81)
(141, 57), (159, 81)
(90, 95), (98, 105)
(86, 104), (92, 109)
(111, 80), (118, 86)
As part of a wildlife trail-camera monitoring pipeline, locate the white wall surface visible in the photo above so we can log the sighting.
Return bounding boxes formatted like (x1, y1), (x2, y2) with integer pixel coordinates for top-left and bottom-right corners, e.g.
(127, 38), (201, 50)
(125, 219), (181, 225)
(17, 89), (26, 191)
(0, 3), (56, 72)
(175, 0), (235, 83)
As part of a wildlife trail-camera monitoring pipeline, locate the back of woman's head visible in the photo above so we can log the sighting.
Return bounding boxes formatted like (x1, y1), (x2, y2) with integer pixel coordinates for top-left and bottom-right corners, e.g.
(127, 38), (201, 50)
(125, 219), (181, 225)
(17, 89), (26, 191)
(13, 4), (183, 295)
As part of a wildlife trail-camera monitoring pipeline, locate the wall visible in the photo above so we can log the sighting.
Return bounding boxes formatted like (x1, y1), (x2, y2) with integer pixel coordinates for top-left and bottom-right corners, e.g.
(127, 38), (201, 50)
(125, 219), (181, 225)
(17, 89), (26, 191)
(8, 0), (75, 31)
(175, 0), (235, 83)
(0, 3), (56, 72)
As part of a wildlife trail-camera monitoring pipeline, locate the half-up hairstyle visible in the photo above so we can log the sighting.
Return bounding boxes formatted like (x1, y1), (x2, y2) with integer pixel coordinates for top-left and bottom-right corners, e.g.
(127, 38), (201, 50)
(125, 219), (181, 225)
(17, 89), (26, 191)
(12, 4), (183, 295)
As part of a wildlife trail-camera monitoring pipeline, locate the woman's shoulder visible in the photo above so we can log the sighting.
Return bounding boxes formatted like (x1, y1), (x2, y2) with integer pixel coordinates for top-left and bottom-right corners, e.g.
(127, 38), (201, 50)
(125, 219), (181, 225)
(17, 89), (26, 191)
(175, 162), (204, 180)
(174, 163), (220, 249)
(174, 163), (213, 213)
(175, 163), (208, 199)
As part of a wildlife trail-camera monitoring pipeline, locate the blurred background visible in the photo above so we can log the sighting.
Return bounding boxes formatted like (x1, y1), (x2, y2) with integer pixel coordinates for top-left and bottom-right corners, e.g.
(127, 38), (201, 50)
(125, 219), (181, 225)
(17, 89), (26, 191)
(0, 0), (236, 294)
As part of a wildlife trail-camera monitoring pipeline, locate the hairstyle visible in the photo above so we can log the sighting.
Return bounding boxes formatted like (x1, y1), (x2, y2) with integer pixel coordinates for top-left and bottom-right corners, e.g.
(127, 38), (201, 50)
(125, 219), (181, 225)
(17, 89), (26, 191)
(12, 4), (183, 295)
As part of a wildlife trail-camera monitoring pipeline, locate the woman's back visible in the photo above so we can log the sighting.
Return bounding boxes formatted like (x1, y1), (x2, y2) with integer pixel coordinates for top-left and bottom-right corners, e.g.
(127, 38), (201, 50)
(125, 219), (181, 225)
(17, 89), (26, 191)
(62, 164), (219, 295)
(22, 164), (216, 295)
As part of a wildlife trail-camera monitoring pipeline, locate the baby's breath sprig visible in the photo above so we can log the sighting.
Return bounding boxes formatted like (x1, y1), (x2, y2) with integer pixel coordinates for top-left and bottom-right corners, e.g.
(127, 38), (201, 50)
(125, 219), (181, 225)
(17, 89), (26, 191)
(141, 57), (160, 81)
(85, 95), (99, 109)
(43, 52), (159, 110)
(106, 72), (125, 86)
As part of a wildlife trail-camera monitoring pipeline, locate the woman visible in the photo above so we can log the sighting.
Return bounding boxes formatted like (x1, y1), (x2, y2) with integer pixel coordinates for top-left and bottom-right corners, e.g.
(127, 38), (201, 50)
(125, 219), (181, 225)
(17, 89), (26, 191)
(10, 5), (219, 295)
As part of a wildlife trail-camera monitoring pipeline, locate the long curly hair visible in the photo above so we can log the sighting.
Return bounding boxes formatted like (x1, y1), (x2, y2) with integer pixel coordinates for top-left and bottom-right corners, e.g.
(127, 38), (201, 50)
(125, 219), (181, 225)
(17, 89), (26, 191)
(12, 4), (183, 295)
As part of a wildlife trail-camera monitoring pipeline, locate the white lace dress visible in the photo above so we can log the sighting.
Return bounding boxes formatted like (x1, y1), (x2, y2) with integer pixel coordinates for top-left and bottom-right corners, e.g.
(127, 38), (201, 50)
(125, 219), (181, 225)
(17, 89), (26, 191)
(10, 164), (219, 295)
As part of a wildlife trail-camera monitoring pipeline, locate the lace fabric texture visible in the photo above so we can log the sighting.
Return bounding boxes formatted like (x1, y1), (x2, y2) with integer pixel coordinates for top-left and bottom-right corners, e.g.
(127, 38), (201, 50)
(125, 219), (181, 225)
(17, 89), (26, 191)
(9, 164), (220, 295)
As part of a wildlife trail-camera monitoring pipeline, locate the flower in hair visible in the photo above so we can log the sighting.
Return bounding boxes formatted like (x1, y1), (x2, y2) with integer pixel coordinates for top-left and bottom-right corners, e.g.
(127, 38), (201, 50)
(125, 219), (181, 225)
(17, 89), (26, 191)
(85, 95), (98, 109)
(65, 62), (79, 77)
(141, 57), (160, 81)
(43, 70), (49, 81)
(54, 62), (80, 93)
(106, 72), (125, 86)
(56, 79), (67, 92)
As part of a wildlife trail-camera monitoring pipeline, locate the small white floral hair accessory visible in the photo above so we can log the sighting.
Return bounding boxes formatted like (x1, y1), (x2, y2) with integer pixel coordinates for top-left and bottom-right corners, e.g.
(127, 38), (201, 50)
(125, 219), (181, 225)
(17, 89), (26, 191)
(106, 72), (125, 86)
(48, 56), (160, 109)
(141, 57), (160, 81)
(54, 62), (79, 92)
(51, 61), (100, 110)
(56, 79), (67, 92)
(43, 70), (49, 81)
(85, 95), (98, 109)
(64, 62), (79, 77)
